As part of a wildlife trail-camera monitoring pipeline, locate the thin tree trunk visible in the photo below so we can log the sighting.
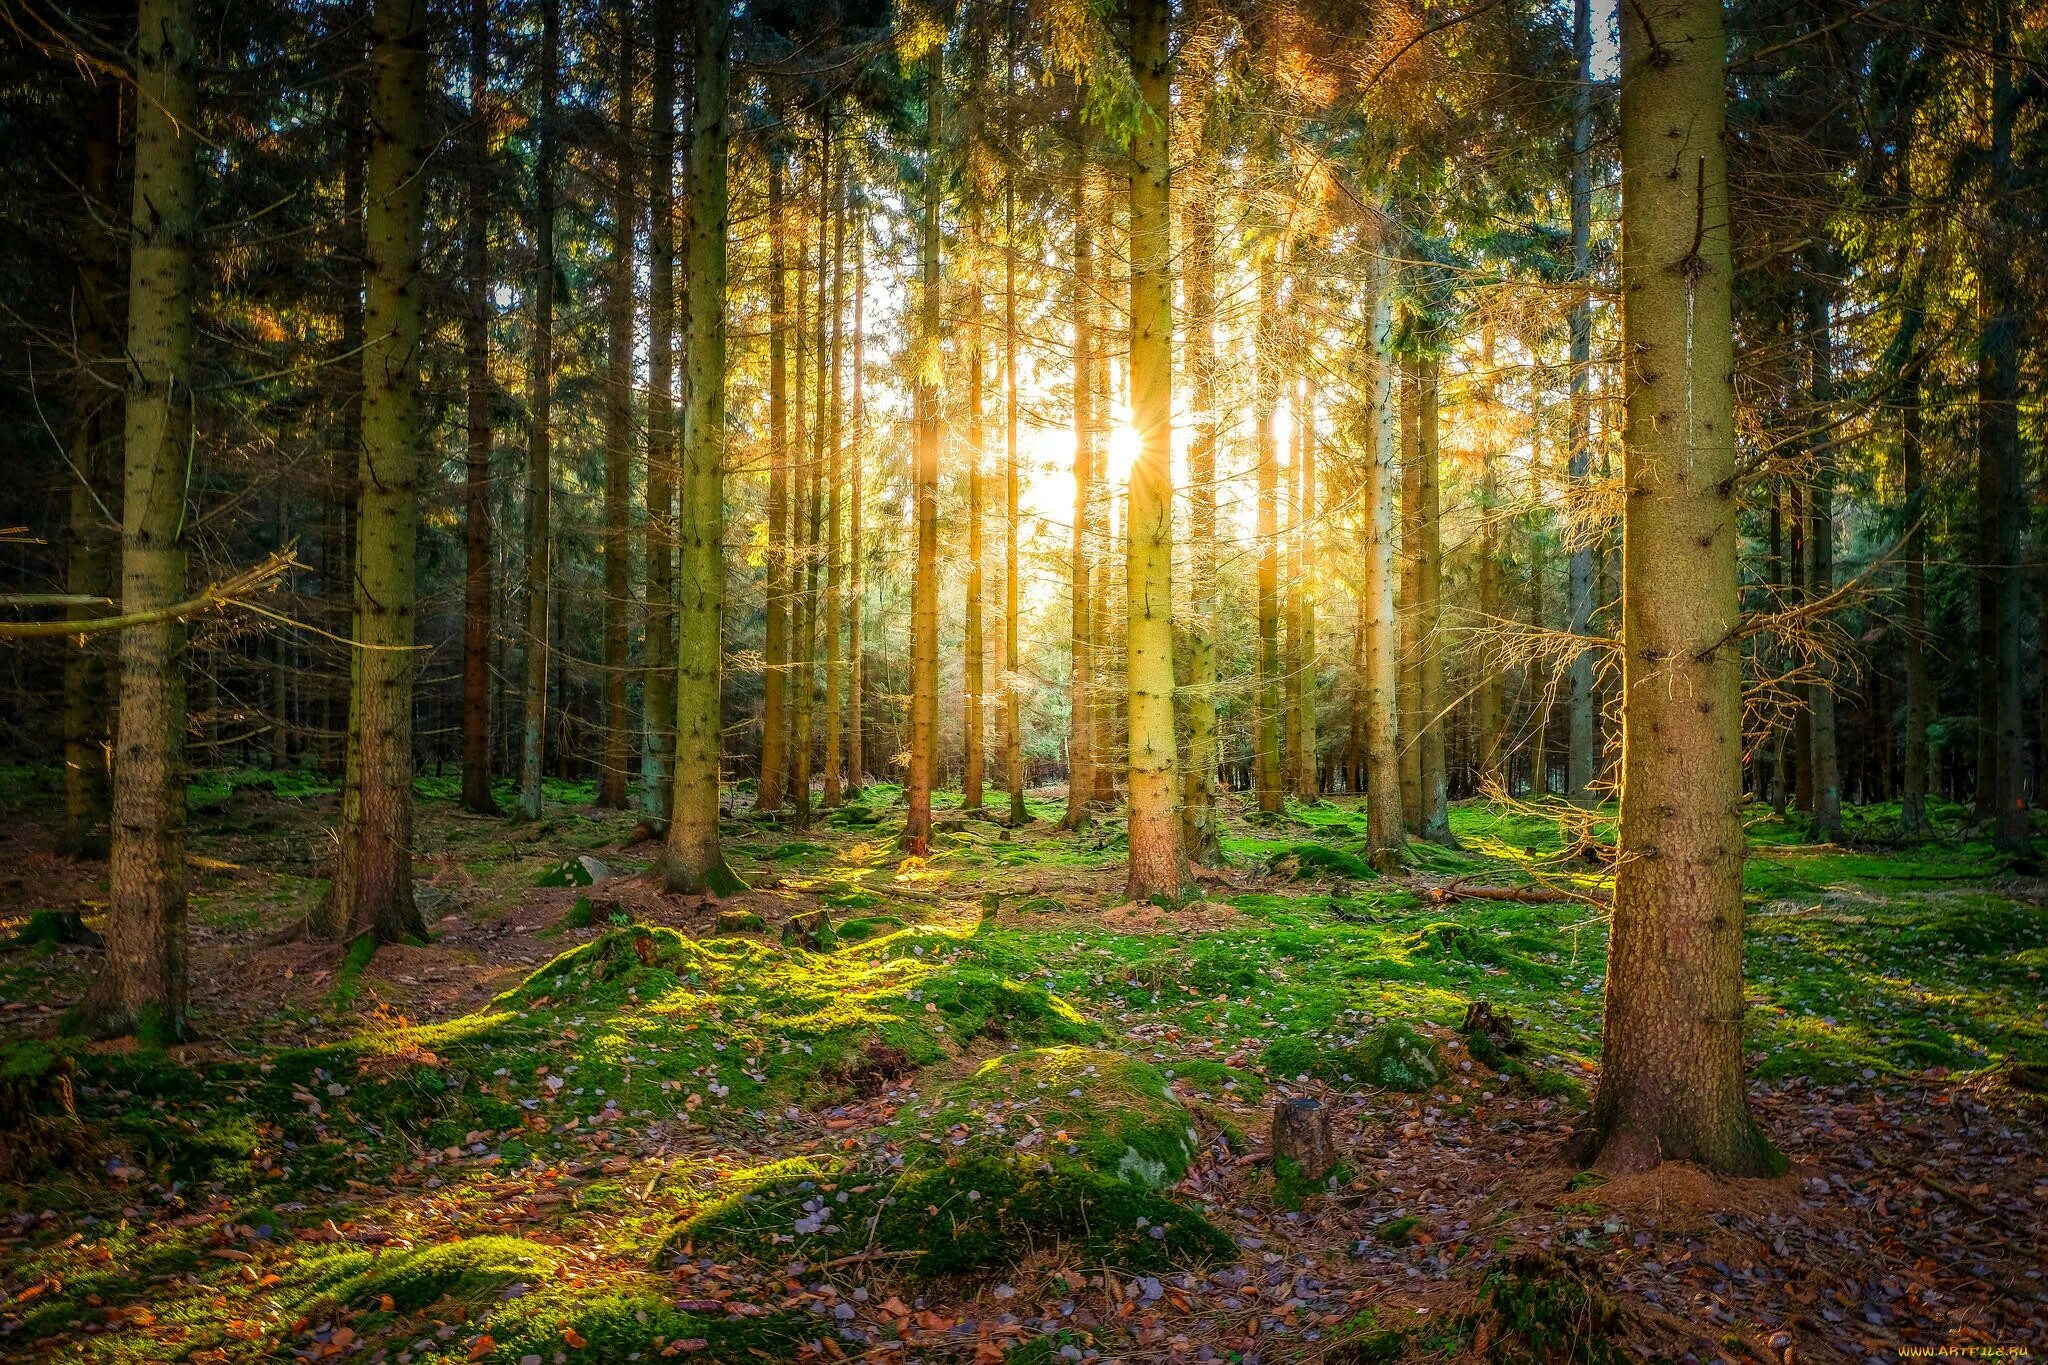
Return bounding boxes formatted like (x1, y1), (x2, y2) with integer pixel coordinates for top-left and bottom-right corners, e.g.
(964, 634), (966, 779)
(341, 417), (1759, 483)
(659, 0), (742, 895)
(598, 0), (636, 810)
(1418, 358), (1452, 843)
(1179, 143), (1220, 858)
(1476, 324), (1505, 792)
(1061, 131), (1095, 832)
(329, 0), (431, 945)
(61, 94), (120, 858)
(757, 155), (789, 813)
(459, 0), (499, 816)
(847, 208), (866, 795)
(1254, 249), (1283, 815)
(1361, 239), (1402, 869)
(1564, 0), (1597, 804)
(904, 52), (943, 856)
(1003, 148), (1027, 825)
(1804, 277), (1842, 840)
(1398, 357), (1423, 822)
(1124, 0), (1185, 899)
(518, 0), (558, 822)
(789, 184), (814, 829)
(643, 0), (678, 825)
(1293, 372), (1319, 801)
(80, 0), (197, 1040)
(323, 59), (367, 780)
(1899, 301), (1930, 835)
(1589, 0), (1775, 1177)
(822, 116), (846, 810)
(963, 197), (986, 812)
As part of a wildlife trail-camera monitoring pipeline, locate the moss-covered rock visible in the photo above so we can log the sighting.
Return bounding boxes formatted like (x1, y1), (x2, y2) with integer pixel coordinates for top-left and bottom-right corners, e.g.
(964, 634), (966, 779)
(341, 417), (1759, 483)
(899, 1046), (1199, 1188)
(479, 1285), (802, 1364)
(1267, 843), (1378, 881)
(1263, 1022), (1445, 1092)
(669, 1152), (1231, 1278)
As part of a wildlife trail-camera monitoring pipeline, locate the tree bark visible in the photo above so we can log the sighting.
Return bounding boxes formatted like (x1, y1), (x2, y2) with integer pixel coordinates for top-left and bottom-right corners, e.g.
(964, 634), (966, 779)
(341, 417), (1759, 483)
(1124, 0), (1185, 900)
(80, 0), (198, 1041)
(1254, 249), (1283, 816)
(822, 117), (847, 810)
(1179, 148), (1220, 858)
(517, 0), (558, 822)
(1360, 241), (1403, 869)
(1061, 129), (1095, 833)
(1293, 372), (1320, 801)
(1898, 289), (1930, 835)
(643, 0), (679, 825)
(1398, 357), (1423, 822)
(659, 0), (743, 895)
(1589, 0), (1775, 1176)
(1803, 277), (1842, 841)
(329, 0), (431, 945)
(598, 0), (637, 810)
(1564, 0), (1597, 805)
(963, 197), (987, 813)
(458, 0), (499, 817)
(1476, 324), (1505, 793)
(1417, 358), (1452, 844)
(789, 164), (814, 827)
(757, 154), (789, 813)
(903, 52), (943, 857)
(847, 209), (866, 796)
(1003, 148), (1027, 825)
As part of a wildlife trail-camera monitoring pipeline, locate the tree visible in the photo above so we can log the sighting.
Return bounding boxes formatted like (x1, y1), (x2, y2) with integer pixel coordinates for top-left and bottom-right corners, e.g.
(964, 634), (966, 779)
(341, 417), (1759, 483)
(1061, 126), (1095, 833)
(1253, 244), (1283, 816)
(325, 0), (432, 947)
(1563, 0), (1597, 805)
(1415, 356), (1451, 844)
(1123, 0), (1185, 900)
(458, 0), (499, 818)
(1292, 373), (1319, 801)
(821, 116), (848, 810)
(903, 48), (944, 858)
(758, 152), (790, 814)
(598, 0), (637, 811)
(660, 0), (743, 896)
(1359, 234), (1403, 872)
(643, 0), (680, 825)
(77, 0), (200, 1040)
(1179, 121), (1221, 861)
(1588, 0), (1776, 1176)
(518, 0), (559, 823)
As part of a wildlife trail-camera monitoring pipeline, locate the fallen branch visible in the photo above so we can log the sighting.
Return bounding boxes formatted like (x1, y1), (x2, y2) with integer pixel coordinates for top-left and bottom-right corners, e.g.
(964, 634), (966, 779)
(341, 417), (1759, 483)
(1424, 877), (1605, 907)
(0, 548), (297, 641)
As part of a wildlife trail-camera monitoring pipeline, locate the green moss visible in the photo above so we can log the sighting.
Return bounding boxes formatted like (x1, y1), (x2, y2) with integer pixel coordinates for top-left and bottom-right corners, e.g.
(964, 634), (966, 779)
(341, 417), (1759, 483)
(480, 1287), (802, 1364)
(901, 1046), (1200, 1188)
(836, 913), (907, 941)
(671, 1152), (1231, 1278)
(1268, 843), (1378, 881)
(1263, 1022), (1444, 1091)
(316, 1236), (557, 1314)
(1475, 1254), (1626, 1365)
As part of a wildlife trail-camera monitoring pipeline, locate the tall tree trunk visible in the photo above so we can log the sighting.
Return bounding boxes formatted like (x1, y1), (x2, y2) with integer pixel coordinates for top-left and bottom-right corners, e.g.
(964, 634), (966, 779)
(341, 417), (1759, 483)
(1526, 358), (1549, 795)
(1790, 477), (1811, 812)
(1179, 150), (1220, 858)
(1979, 3), (2030, 854)
(963, 198), (987, 812)
(61, 91), (121, 858)
(1589, 0), (1774, 1176)
(1293, 372), (1319, 801)
(904, 52), (943, 856)
(1124, 0), (1185, 899)
(1476, 324), (1505, 792)
(598, 0), (636, 810)
(329, 0), (431, 945)
(1361, 240), (1403, 869)
(1418, 358), (1452, 843)
(1899, 302), (1931, 835)
(322, 56), (367, 780)
(643, 0), (678, 824)
(822, 117), (846, 810)
(1061, 133), (1095, 832)
(757, 155), (789, 812)
(659, 0), (742, 895)
(459, 0), (499, 816)
(1398, 357), (1423, 822)
(518, 0), (558, 822)
(789, 183), (814, 828)
(1254, 249), (1283, 815)
(1003, 154), (1027, 825)
(80, 0), (198, 1039)
(1803, 277), (1842, 840)
(847, 209), (866, 795)
(1564, 0), (1597, 805)
(1284, 375), (1304, 801)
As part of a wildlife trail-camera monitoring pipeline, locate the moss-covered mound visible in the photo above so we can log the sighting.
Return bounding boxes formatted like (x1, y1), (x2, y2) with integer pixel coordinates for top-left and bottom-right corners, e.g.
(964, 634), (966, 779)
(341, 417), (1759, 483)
(1267, 843), (1378, 881)
(668, 1152), (1232, 1278)
(1263, 1021), (1445, 1091)
(478, 1285), (803, 1364)
(313, 1236), (558, 1315)
(897, 1046), (1200, 1188)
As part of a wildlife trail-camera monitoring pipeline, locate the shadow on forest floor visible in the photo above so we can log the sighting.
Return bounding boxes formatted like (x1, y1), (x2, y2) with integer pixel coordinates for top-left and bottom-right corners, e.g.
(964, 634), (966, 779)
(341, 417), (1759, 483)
(0, 764), (2042, 1363)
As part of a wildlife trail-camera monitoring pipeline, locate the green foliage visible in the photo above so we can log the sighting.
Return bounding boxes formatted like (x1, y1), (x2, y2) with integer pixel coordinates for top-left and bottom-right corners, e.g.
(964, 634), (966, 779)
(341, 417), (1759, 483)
(1267, 843), (1379, 881)
(314, 1236), (557, 1314)
(479, 1287), (802, 1364)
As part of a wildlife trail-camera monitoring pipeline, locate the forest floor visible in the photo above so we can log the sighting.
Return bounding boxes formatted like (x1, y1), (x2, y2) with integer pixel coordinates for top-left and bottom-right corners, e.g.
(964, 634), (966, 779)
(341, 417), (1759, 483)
(0, 765), (2043, 1365)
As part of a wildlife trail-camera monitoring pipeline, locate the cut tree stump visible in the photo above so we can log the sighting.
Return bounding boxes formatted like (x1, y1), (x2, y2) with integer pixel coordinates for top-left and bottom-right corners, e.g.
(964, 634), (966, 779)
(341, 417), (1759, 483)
(1271, 1097), (1333, 1180)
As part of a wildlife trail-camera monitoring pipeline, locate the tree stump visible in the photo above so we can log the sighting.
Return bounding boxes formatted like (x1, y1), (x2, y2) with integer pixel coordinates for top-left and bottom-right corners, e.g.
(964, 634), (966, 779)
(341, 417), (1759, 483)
(782, 908), (833, 950)
(1271, 1097), (1333, 1181)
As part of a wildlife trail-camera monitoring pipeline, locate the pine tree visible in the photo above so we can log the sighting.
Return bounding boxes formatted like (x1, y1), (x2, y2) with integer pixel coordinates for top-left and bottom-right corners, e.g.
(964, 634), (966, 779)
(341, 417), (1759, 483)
(458, 0), (499, 818)
(643, 0), (679, 825)
(598, 0), (637, 811)
(518, 0), (559, 823)
(903, 49), (943, 857)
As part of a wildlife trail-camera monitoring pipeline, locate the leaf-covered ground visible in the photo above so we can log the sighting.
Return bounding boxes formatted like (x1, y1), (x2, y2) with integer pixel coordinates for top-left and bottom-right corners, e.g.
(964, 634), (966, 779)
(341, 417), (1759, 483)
(0, 765), (2042, 1364)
